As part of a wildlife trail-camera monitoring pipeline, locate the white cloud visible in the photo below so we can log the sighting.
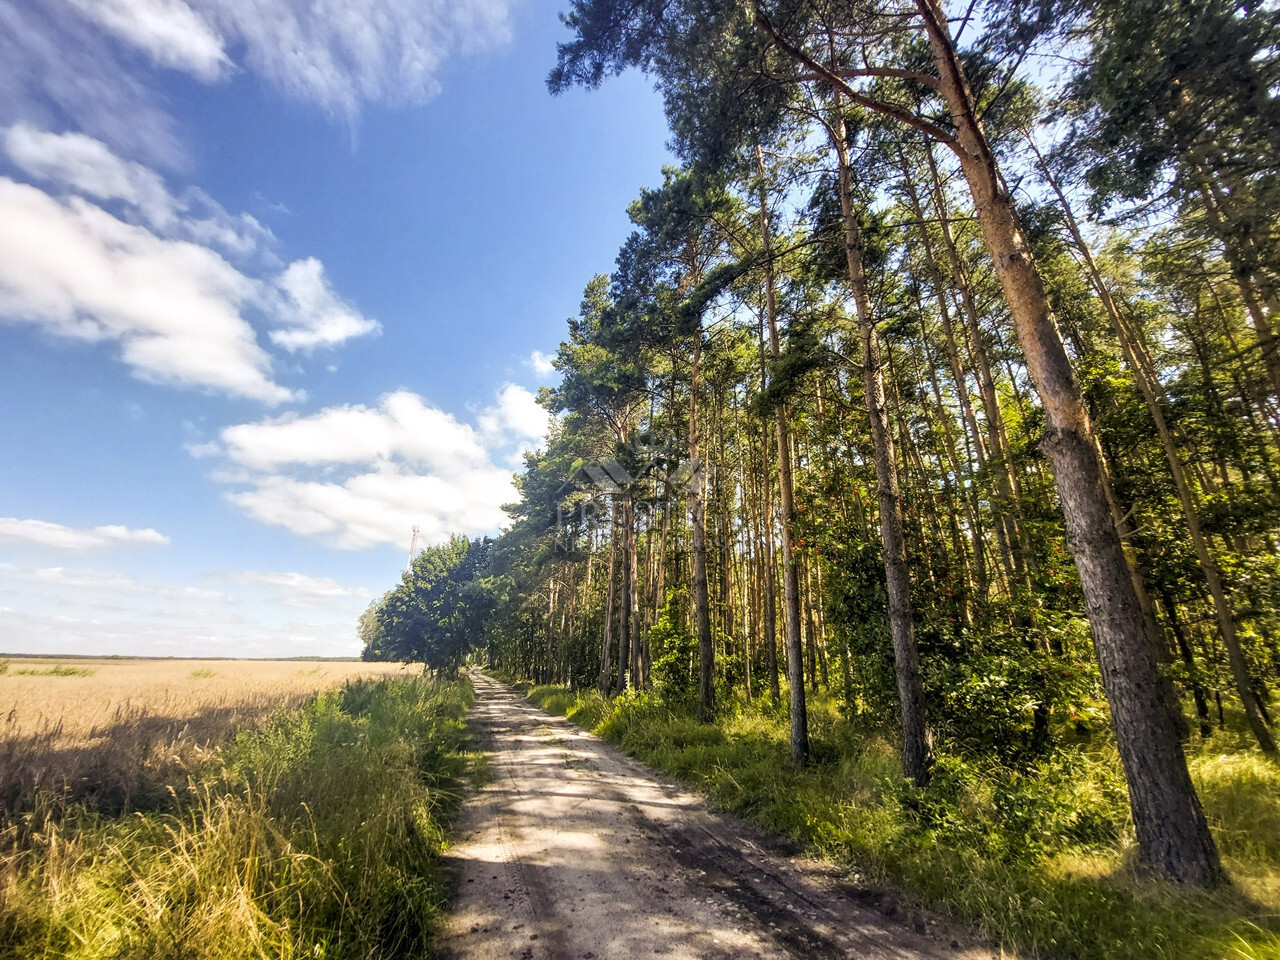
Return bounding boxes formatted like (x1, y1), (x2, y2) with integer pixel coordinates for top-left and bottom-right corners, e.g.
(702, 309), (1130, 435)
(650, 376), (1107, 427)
(0, 518), (169, 550)
(0, 0), (186, 169)
(477, 382), (551, 447)
(0, 563), (363, 657)
(225, 570), (373, 608)
(3, 125), (275, 259)
(0, 176), (298, 403)
(0, 0), (515, 169)
(66, 0), (231, 82)
(527, 349), (556, 377)
(226, 467), (515, 550)
(198, 0), (515, 118)
(0, 130), (381, 400)
(28, 566), (222, 601)
(217, 390), (492, 472)
(201, 387), (547, 549)
(4, 123), (173, 225)
(269, 258), (381, 352)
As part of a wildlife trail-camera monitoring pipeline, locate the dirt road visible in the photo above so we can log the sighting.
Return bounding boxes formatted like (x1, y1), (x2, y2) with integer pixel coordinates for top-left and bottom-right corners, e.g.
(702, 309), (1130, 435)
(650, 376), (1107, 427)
(438, 673), (996, 960)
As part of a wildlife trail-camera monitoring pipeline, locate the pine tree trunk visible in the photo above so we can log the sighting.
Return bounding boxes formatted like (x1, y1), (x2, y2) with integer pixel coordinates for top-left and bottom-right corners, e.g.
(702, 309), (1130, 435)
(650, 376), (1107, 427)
(599, 510), (618, 694)
(833, 119), (933, 786)
(916, 0), (1224, 885)
(762, 438), (782, 702)
(1033, 142), (1276, 754)
(615, 497), (633, 694)
(691, 331), (716, 721)
(629, 500), (643, 689)
(922, 144), (1034, 596)
(757, 146), (809, 764)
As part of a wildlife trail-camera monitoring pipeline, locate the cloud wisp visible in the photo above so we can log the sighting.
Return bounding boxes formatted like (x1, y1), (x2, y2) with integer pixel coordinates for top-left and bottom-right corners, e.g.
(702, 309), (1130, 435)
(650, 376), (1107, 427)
(0, 0), (515, 168)
(0, 561), (369, 657)
(196, 386), (550, 549)
(0, 517), (170, 550)
(225, 570), (375, 608)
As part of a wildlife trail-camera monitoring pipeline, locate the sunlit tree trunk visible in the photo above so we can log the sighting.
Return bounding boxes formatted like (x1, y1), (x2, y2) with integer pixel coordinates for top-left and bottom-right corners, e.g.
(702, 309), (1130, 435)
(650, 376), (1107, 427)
(1031, 138), (1276, 754)
(916, 0), (1223, 885)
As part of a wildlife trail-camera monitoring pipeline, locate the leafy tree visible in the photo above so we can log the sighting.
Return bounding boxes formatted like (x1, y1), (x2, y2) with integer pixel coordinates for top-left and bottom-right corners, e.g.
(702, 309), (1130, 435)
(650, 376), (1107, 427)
(368, 536), (495, 676)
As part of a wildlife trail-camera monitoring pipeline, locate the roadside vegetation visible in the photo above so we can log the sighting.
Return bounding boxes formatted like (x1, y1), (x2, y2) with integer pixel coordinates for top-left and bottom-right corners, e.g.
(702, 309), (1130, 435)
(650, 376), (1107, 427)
(0, 659), (407, 821)
(497, 673), (1280, 960)
(0, 676), (474, 959)
(353, 2), (1280, 955)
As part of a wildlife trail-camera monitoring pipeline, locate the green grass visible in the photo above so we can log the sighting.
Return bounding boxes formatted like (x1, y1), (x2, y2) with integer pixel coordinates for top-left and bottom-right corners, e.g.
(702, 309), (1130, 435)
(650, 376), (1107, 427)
(1, 676), (477, 959)
(11, 665), (95, 677)
(513, 678), (1280, 960)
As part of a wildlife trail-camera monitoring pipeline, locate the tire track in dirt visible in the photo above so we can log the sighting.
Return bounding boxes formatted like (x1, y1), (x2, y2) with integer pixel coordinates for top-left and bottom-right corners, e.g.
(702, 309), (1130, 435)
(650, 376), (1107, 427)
(438, 672), (998, 960)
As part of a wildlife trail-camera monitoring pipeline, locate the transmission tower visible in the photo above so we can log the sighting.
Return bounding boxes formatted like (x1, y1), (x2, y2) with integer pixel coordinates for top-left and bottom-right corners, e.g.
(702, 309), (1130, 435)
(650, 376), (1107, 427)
(406, 524), (421, 572)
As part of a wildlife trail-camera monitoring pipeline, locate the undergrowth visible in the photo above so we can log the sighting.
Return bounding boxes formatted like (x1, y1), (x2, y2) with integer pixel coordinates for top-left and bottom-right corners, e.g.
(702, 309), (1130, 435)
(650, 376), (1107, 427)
(505, 674), (1280, 960)
(0, 676), (475, 960)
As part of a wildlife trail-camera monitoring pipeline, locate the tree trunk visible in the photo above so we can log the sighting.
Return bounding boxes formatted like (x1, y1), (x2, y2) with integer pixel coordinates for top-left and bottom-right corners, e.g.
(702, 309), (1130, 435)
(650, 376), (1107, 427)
(762, 430), (782, 703)
(629, 499), (643, 689)
(1032, 139), (1276, 754)
(757, 144), (809, 764)
(615, 497), (633, 694)
(916, 0), (1223, 885)
(691, 331), (716, 721)
(599, 500), (619, 694)
(832, 119), (933, 786)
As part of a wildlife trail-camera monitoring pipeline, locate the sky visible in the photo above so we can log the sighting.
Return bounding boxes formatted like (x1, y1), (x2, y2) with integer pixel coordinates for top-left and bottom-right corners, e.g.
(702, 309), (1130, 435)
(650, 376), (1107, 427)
(0, 0), (673, 658)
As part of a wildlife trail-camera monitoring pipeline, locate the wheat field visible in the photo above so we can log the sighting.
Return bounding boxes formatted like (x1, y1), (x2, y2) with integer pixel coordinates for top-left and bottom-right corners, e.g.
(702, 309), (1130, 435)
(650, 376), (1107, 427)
(0, 657), (412, 818)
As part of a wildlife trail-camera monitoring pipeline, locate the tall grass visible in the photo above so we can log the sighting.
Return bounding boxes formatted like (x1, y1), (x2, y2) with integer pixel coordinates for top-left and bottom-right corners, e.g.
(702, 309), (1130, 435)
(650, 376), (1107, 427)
(0, 659), (409, 823)
(1, 676), (474, 960)
(515, 679), (1280, 960)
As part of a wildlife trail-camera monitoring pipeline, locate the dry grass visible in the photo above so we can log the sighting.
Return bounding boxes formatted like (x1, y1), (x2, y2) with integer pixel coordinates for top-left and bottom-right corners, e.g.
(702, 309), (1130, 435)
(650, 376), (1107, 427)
(0, 676), (473, 959)
(0, 658), (411, 821)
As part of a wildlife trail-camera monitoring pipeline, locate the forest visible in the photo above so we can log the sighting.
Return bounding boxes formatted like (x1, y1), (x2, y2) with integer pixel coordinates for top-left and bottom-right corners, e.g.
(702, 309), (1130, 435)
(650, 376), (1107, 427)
(361, 0), (1280, 953)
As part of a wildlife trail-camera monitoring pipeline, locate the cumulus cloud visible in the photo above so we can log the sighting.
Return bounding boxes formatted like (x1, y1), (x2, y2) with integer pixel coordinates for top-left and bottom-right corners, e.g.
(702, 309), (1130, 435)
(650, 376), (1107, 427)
(4, 123), (173, 224)
(0, 129), (381, 400)
(0, 517), (169, 550)
(217, 390), (492, 472)
(269, 258), (382, 352)
(3, 124), (274, 259)
(527, 349), (556, 377)
(200, 387), (549, 549)
(0, 176), (299, 403)
(477, 382), (552, 447)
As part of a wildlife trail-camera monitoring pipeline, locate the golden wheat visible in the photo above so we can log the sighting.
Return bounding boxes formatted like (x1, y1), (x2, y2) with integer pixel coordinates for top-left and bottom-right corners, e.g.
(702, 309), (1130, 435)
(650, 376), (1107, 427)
(0, 658), (411, 819)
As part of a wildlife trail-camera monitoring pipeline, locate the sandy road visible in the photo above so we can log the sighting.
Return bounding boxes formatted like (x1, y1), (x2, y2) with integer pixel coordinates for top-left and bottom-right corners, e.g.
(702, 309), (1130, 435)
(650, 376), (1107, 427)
(438, 672), (997, 960)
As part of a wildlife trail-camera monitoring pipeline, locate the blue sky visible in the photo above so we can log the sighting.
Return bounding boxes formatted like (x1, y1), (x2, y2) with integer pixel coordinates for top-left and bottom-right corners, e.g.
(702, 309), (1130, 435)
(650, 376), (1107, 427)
(0, 0), (672, 657)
